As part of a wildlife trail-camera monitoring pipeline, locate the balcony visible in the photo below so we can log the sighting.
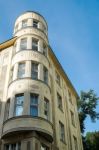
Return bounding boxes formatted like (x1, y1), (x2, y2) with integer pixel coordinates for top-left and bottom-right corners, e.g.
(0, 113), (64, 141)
(2, 116), (53, 142)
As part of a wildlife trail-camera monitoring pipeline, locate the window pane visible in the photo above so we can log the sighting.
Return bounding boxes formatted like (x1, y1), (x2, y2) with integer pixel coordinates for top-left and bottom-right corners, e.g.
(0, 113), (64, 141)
(57, 93), (62, 110)
(31, 63), (38, 79)
(18, 63), (25, 78)
(20, 38), (27, 50)
(30, 106), (38, 116)
(43, 67), (48, 84)
(33, 20), (38, 28)
(32, 38), (38, 51)
(44, 98), (49, 120)
(22, 20), (27, 28)
(59, 121), (65, 142)
(30, 94), (38, 117)
(43, 43), (47, 56)
(15, 94), (24, 116)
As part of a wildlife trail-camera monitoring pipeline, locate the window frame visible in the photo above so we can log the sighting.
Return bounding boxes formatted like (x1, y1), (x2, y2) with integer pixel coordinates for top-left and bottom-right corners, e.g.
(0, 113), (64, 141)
(14, 93), (24, 116)
(17, 62), (25, 78)
(22, 19), (27, 28)
(32, 38), (38, 51)
(57, 92), (63, 111)
(20, 38), (27, 50)
(30, 93), (38, 117)
(33, 20), (39, 28)
(43, 66), (48, 84)
(59, 121), (65, 143)
(44, 98), (49, 120)
(31, 62), (38, 80)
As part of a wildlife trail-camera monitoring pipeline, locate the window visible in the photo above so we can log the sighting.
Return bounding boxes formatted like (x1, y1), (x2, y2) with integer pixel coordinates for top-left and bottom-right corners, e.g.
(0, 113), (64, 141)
(57, 93), (63, 111)
(59, 121), (65, 142)
(41, 144), (49, 150)
(44, 98), (49, 120)
(33, 20), (38, 28)
(56, 72), (60, 86)
(15, 94), (24, 116)
(73, 136), (78, 150)
(32, 38), (38, 51)
(22, 19), (27, 28)
(43, 43), (47, 57)
(68, 90), (72, 103)
(20, 38), (27, 50)
(4, 99), (10, 121)
(5, 142), (21, 150)
(31, 62), (38, 79)
(18, 63), (25, 78)
(30, 93), (38, 117)
(70, 111), (75, 126)
(43, 66), (48, 84)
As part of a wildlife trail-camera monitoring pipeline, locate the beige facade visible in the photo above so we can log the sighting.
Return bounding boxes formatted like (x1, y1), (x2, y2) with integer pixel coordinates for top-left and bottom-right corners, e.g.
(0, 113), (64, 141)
(0, 11), (83, 150)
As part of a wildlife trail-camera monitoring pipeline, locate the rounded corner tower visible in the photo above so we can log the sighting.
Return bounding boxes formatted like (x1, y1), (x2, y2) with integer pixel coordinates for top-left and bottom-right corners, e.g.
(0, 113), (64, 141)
(0, 10), (83, 150)
(1, 11), (54, 150)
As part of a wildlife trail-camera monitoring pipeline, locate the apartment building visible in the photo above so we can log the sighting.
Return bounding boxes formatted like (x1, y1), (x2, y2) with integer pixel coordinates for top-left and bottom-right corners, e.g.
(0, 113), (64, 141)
(0, 11), (83, 150)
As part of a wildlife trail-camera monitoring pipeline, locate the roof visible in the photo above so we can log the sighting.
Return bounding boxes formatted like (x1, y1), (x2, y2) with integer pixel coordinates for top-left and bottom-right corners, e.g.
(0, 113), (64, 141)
(0, 37), (17, 51)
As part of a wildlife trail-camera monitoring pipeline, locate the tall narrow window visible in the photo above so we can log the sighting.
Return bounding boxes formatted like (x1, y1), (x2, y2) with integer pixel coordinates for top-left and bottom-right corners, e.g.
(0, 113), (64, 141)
(22, 19), (27, 28)
(73, 136), (78, 150)
(59, 121), (65, 142)
(20, 38), (27, 50)
(18, 63), (25, 78)
(31, 62), (38, 79)
(56, 72), (60, 86)
(15, 94), (24, 116)
(30, 93), (38, 117)
(32, 38), (38, 51)
(43, 43), (47, 57)
(57, 93), (63, 111)
(70, 111), (75, 126)
(43, 66), (48, 84)
(4, 99), (10, 120)
(33, 20), (38, 28)
(44, 98), (49, 120)
(5, 142), (21, 150)
(68, 90), (72, 104)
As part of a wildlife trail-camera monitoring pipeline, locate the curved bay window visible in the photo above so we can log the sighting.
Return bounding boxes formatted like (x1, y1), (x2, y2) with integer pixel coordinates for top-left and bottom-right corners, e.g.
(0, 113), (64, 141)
(30, 93), (38, 117)
(15, 94), (24, 116)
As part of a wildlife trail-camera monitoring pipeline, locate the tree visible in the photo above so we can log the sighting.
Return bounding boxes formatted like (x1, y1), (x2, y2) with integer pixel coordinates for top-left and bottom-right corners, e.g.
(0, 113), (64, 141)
(78, 89), (99, 134)
(84, 131), (99, 150)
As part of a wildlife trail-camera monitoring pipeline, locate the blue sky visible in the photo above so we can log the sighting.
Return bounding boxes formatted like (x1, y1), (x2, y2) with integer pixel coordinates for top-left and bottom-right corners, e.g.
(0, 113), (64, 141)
(0, 0), (99, 134)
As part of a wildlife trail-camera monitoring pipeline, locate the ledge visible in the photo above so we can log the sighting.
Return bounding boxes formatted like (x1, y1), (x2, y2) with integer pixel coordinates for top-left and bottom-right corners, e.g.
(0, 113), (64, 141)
(14, 26), (48, 40)
(8, 78), (51, 93)
(2, 116), (53, 142)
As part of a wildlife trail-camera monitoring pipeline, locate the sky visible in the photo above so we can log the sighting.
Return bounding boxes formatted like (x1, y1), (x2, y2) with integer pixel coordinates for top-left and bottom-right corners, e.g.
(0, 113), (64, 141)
(0, 0), (99, 134)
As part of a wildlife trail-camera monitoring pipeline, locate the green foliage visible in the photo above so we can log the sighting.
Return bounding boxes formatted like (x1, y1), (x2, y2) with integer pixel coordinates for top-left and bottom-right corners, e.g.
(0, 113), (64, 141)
(84, 131), (99, 150)
(78, 89), (99, 133)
